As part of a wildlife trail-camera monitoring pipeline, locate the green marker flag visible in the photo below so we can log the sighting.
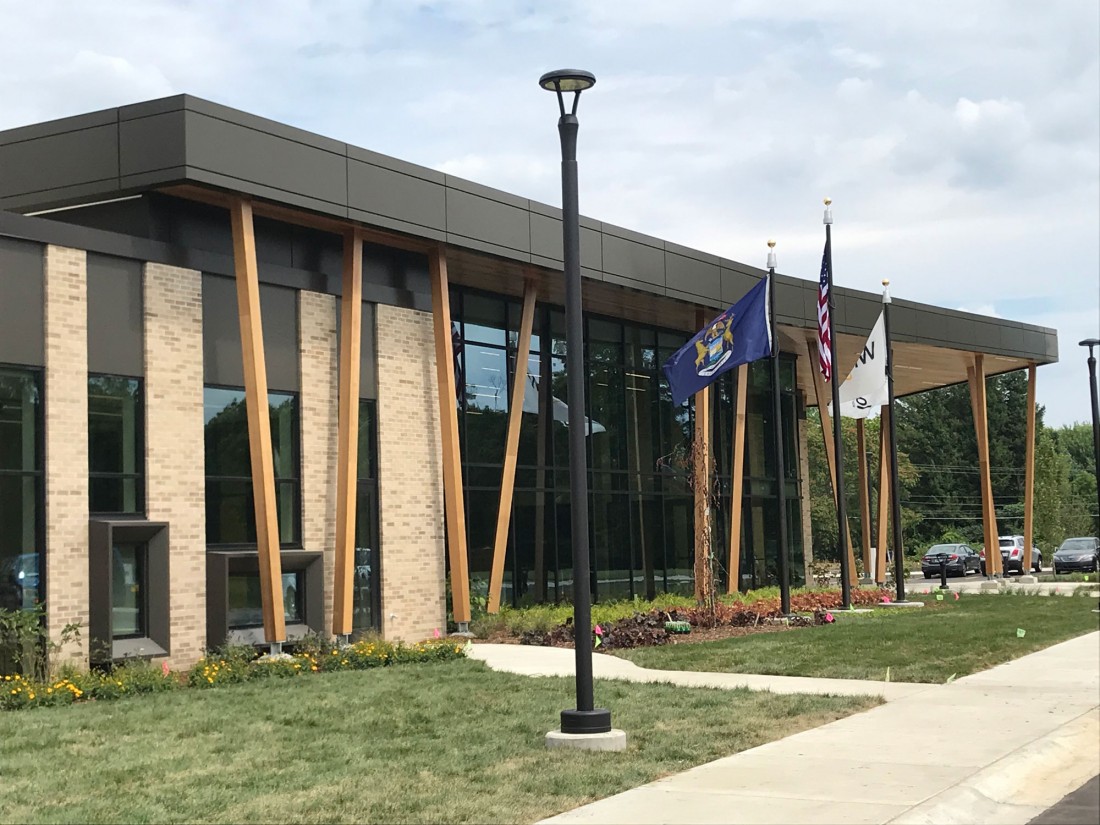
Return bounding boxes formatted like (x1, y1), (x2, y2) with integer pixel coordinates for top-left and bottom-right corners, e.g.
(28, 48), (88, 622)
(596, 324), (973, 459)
(936, 593), (944, 601)
(1016, 628), (1026, 638)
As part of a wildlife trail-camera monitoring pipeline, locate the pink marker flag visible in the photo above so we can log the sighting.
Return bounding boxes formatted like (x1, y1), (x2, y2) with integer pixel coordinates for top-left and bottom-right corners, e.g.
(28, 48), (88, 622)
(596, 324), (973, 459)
(433, 628), (441, 639)
(593, 624), (603, 636)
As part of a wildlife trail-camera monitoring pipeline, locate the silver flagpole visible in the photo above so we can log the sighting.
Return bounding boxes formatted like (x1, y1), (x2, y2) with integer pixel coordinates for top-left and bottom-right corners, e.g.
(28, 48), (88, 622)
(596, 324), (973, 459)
(882, 279), (907, 602)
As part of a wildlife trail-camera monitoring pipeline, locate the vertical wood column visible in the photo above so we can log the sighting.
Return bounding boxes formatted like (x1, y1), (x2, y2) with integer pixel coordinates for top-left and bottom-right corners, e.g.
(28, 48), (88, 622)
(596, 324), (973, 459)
(856, 419), (871, 578)
(333, 229), (363, 636)
(693, 310), (713, 602)
(875, 405), (890, 584)
(807, 341), (858, 586)
(488, 280), (537, 613)
(968, 355), (1000, 575)
(429, 246), (471, 624)
(229, 199), (285, 643)
(727, 364), (749, 593)
(1023, 363), (1037, 572)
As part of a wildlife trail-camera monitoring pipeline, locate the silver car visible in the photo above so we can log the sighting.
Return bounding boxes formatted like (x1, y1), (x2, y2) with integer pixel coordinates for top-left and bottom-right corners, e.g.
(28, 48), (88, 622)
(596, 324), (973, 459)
(998, 535), (1042, 575)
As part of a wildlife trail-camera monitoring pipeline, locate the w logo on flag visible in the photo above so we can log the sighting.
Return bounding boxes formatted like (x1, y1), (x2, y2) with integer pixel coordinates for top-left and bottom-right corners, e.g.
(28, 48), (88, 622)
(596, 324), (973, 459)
(817, 245), (832, 381)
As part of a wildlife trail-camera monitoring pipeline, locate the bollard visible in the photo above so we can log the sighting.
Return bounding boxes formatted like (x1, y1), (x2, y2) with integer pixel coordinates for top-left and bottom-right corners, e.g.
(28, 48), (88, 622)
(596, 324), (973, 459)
(939, 559), (949, 590)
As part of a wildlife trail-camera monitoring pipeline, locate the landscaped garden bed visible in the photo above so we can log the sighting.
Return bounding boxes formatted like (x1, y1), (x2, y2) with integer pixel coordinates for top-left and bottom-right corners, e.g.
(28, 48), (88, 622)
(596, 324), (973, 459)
(1, 636), (466, 711)
(477, 587), (891, 650)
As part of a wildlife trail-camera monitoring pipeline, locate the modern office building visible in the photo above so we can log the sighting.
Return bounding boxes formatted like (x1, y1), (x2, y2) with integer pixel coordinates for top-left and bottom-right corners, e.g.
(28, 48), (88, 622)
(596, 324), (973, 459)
(0, 95), (1057, 668)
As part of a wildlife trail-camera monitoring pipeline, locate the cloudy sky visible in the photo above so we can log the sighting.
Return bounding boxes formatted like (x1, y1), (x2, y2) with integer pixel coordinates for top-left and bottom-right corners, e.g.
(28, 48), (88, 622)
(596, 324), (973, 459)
(3, 0), (1097, 426)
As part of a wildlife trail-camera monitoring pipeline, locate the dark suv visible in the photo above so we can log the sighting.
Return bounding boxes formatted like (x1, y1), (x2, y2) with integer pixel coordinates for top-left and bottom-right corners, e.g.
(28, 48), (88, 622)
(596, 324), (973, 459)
(998, 535), (1042, 575)
(1052, 537), (1100, 574)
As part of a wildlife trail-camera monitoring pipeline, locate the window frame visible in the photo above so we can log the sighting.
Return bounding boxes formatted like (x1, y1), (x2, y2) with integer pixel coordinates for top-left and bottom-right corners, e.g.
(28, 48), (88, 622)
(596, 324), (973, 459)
(87, 372), (146, 517)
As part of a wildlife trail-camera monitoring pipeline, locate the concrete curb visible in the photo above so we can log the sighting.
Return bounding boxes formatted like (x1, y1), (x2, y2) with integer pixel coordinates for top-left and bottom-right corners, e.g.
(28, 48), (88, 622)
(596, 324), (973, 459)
(887, 708), (1100, 824)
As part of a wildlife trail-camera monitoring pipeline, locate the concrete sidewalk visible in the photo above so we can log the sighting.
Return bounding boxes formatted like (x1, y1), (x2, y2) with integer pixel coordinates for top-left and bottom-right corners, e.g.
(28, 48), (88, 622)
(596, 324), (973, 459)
(533, 632), (1100, 825)
(468, 643), (933, 701)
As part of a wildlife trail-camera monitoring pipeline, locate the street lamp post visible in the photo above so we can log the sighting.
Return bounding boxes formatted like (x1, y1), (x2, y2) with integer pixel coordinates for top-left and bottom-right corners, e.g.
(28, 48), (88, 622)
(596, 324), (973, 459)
(539, 69), (612, 737)
(1080, 338), (1100, 537)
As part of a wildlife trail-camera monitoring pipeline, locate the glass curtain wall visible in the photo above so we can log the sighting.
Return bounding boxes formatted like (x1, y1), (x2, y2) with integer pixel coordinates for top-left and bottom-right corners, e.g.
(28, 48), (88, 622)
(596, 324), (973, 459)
(88, 375), (144, 514)
(0, 367), (43, 612)
(353, 399), (380, 634)
(452, 287), (802, 607)
(203, 387), (301, 547)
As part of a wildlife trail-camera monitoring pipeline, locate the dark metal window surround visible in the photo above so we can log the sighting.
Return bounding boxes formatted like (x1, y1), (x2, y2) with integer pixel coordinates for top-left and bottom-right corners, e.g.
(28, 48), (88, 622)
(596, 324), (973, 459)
(206, 551), (323, 648)
(88, 374), (145, 515)
(203, 386), (301, 548)
(452, 287), (805, 607)
(0, 366), (44, 613)
(88, 520), (169, 663)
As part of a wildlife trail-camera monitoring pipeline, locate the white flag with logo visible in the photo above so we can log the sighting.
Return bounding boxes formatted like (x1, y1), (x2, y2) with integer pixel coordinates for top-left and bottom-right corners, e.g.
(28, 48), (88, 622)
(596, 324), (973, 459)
(828, 311), (888, 419)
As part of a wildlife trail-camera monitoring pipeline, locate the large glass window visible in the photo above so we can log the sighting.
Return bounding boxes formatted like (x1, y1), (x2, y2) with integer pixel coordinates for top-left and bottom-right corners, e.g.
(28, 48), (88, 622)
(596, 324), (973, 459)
(89, 375), (144, 514)
(204, 387), (300, 547)
(353, 399), (380, 634)
(451, 288), (804, 606)
(0, 367), (43, 612)
(227, 572), (303, 629)
(111, 543), (146, 639)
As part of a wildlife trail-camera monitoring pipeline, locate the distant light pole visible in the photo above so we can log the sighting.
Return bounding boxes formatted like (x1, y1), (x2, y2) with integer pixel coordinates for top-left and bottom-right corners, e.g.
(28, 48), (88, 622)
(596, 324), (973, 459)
(1080, 338), (1100, 537)
(539, 69), (611, 736)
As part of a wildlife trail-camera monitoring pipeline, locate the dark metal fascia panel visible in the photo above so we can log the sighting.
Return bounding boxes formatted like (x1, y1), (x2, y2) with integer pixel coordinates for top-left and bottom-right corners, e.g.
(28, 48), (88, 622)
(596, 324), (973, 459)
(0, 236), (45, 367)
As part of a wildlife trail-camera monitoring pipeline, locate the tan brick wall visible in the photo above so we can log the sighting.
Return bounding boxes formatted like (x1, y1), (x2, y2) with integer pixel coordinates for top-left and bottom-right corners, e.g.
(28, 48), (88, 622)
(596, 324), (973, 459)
(144, 263), (206, 668)
(44, 245), (89, 663)
(298, 290), (338, 634)
(375, 304), (446, 642)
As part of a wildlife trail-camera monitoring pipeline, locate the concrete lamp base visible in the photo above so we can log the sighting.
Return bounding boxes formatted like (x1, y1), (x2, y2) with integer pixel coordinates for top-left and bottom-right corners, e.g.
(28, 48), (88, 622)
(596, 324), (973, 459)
(546, 729), (627, 752)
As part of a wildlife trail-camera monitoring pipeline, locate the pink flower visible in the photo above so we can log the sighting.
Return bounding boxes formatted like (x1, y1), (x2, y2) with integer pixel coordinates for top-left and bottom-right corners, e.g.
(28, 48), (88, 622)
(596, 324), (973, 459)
(593, 624), (604, 636)
(161, 660), (170, 676)
(433, 628), (441, 639)
(824, 612), (835, 624)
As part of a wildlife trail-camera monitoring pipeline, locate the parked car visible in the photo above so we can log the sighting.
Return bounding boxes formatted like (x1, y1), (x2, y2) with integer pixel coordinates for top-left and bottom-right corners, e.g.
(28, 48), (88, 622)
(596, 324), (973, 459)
(921, 543), (981, 578)
(1052, 537), (1100, 574)
(998, 535), (1042, 575)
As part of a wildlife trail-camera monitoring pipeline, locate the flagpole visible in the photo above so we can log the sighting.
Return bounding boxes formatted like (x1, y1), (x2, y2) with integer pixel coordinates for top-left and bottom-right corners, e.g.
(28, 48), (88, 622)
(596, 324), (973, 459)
(824, 198), (853, 610)
(882, 279), (907, 603)
(767, 240), (791, 615)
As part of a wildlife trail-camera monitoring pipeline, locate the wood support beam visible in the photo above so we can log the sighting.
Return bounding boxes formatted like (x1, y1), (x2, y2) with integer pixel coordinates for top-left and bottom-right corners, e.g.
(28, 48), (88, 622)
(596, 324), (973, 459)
(487, 279), (537, 613)
(1023, 363), (1037, 572)
(968, 356), (1000, 575)
(856, 419), (871, 577)
(430, 246), (472, 624)
(876, 405), (890, 584)
(229, 198), (286, 643)
(727, 364), (748, 593)
(807, 340), (858, 586)
(333, 229), (363, 636)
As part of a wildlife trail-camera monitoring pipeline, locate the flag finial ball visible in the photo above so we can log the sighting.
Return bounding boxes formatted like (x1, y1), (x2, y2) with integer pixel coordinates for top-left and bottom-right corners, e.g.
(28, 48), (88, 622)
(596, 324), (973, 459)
(882, 279), (890, 287)
(767, 239), (776, 248)
(823, 197), (832, 206)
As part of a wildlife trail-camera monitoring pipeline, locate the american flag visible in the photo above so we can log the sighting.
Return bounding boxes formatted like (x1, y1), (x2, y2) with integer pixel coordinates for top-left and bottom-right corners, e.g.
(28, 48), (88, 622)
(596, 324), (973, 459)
(817, 244), (832, 380)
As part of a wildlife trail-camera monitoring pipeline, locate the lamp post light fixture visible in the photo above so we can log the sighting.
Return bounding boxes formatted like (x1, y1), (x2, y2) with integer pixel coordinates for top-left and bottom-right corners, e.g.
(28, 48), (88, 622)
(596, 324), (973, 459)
(1080, 338), (1100, 537)
(538, 69), (615, 742)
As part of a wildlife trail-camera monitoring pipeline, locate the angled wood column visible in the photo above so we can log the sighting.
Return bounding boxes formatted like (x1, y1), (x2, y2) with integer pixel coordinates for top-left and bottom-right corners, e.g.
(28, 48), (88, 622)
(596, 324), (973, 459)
(727, 364), (748, 593)
(968, 355), (1000, 575)
(429, 246), (471, 624)
(229, 198), (285, 643)
(487, 279), (537, 613)
(333, 229), (363, 636)
(1023, 363), (1037, 572)
(875, 405), (890, 584)
(807, 340), (858, 586)
(856, 419), (871, 577)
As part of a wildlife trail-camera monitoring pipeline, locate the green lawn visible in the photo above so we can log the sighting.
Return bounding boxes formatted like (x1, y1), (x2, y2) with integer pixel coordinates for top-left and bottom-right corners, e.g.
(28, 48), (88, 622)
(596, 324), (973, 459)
(618, 592), (1100, 683)
(0, 659), (874, 825)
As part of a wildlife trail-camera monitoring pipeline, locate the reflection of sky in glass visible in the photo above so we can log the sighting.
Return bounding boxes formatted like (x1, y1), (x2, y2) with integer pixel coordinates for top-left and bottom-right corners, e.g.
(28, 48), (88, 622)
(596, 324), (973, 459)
(464, 344), (507, 412)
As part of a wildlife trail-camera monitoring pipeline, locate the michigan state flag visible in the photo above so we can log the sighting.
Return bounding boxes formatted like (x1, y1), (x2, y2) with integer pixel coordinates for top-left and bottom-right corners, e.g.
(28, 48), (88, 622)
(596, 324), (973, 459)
(662, 277), (771, 407)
